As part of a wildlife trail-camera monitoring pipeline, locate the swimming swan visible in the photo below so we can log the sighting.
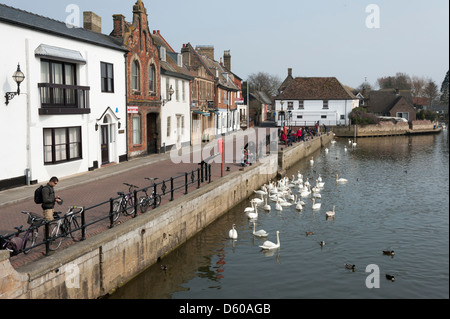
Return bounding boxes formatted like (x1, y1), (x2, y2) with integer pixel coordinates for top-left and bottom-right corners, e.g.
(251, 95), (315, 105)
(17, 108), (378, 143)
(311, 198), (321, 210)
(229, 224), (238, 239)
(325, 205), (335, 218)
(252, 222), (268, 237)
(259, 231), (280, 250)
(336, 174), (348, 183)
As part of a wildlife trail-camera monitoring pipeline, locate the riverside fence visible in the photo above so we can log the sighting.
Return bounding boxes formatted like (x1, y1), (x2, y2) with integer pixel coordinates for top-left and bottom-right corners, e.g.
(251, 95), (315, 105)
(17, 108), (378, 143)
(0, 164), (212, 259)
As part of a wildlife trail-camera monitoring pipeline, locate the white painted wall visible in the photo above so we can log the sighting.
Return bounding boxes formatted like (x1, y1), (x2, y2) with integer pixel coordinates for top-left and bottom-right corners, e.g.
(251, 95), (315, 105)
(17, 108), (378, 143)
(0, 22), (126, 184)
(160, 75), (191, 149)
(274, 99), (357, 127)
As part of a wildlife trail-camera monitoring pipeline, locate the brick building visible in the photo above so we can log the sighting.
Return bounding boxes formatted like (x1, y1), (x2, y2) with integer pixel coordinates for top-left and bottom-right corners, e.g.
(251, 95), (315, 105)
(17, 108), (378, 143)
(111, 0), (162, 157)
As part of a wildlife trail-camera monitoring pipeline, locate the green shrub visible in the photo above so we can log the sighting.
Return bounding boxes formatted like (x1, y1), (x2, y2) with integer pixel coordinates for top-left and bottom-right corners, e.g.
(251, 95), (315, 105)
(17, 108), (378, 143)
(349, 108), (380, 125)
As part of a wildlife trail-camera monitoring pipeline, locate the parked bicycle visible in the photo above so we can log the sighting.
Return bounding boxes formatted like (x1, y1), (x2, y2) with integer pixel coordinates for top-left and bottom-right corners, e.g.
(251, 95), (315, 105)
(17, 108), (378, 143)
(48, 206), (84, 251)
(0, 211), (44, 256)
(139, 177), (161, 213)
(112, 183), (139, 221)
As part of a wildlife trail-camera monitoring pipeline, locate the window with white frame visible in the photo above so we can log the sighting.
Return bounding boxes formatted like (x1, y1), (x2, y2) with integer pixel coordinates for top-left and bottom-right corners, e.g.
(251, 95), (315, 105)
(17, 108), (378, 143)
(132, 60), (140, 91)
(132, 115), (141, 145)
(148, 64), (155, 93)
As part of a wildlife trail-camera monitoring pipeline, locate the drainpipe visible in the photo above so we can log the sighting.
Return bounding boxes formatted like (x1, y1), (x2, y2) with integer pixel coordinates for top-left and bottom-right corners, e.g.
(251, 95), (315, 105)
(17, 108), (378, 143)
(25, 39), (31, 185)
(124, 52), (129, 161)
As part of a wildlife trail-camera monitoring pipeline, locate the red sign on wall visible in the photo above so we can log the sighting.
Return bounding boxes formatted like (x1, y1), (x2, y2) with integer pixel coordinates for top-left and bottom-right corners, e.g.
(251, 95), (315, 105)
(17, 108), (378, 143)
(127, 106), (139, 114)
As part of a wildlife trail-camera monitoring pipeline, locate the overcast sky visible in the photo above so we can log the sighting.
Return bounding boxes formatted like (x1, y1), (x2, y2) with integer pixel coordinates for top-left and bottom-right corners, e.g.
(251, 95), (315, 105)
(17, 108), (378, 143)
(1, 0), (449, 89)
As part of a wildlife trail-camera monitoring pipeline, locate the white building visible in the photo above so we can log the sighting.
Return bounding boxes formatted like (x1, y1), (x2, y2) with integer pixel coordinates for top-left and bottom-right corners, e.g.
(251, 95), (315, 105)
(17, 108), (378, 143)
(274, 77), (358, 127)
(0, 5), (127, 189)
(152, 32), (193, 151)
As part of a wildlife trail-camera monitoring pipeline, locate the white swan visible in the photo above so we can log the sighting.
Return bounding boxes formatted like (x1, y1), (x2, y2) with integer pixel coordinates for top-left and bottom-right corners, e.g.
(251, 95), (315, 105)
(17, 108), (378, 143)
(275, 200), (283, 211)
(260, 231), (280, 250)
(295, 198), (303, 210)
(344, 146), (348, 152)
(263, 197), (271, 212)
(229, 224), (238, 239)
(352, 140), (357, 147)
(336, 174), (348, 183)
(310, 157), (314, 165)
(325, 206), (335, 218)
(252, 222), (268, 237)
(325, 148), (329, 153)
(300, 185), (311, 197)
(244, 200), (256, 212)
(311, 198), (321, 210)
(246, 205), (258, 219)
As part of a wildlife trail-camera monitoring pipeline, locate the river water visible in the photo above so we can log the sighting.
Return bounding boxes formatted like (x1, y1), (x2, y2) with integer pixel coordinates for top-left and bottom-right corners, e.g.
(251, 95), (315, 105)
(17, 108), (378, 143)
(109, 130), (449, 299)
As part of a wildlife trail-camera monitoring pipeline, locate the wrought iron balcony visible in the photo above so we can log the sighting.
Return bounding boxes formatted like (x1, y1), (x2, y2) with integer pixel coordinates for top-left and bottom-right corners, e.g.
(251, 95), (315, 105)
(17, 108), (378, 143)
(38, 83), (90, 115)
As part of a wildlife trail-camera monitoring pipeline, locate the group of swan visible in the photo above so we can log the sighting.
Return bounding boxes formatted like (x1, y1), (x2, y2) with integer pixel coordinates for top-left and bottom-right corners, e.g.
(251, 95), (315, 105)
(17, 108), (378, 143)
(229, 150), (350, 245)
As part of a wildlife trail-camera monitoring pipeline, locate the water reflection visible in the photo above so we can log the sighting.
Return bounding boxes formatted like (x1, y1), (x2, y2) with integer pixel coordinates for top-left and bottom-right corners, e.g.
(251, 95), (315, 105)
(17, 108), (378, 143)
(108, 131), (449, 299)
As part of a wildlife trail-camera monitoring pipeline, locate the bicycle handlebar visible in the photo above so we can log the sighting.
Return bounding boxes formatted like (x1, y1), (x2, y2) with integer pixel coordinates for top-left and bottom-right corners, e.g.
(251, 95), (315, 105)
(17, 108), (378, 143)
(123, 183), (139, 189)
(144, 177), (158, 181)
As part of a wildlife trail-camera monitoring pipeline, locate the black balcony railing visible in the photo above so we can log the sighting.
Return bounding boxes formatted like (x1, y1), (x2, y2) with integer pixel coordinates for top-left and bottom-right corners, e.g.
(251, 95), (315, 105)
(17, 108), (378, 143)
(38, 83), (90, 115)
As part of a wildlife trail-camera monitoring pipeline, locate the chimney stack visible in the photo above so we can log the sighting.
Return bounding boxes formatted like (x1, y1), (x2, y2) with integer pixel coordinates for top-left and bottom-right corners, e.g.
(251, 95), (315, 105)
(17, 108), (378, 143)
(196, 45), (215, 60)
(224, 50), (231, 71)
(288, 68), (292, 77)
(111, 14), (126, 37)
(83, 11), (102, 33)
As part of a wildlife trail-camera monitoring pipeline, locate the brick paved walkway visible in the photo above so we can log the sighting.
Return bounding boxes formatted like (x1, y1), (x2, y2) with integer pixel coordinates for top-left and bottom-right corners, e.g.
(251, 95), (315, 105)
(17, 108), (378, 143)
(1, 128), (277, 269)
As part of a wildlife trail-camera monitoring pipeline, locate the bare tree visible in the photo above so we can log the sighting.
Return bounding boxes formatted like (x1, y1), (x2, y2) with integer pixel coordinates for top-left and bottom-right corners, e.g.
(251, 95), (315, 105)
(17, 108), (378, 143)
(410, 75), (427, 99)
(247, 72), (281, 97)
(423, 80), (439, 111)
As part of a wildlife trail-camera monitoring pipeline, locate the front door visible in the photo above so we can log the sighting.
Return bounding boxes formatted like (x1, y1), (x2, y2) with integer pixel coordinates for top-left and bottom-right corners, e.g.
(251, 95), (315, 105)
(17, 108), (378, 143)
(101, 125), (109, 165)
(147, 113), (158, 154)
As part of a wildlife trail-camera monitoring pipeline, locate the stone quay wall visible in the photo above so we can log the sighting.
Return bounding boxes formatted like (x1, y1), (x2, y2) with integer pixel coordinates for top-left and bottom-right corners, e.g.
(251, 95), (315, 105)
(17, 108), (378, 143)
(1, 155), (278, 299)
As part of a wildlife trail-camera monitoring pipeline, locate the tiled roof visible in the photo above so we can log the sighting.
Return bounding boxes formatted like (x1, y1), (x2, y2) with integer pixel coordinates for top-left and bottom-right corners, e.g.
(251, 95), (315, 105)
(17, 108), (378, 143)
(368, 89), (413, 113)
(276, 77), (357, 100)
(0, 4), (126, 51)
(151, 31), (193, 80)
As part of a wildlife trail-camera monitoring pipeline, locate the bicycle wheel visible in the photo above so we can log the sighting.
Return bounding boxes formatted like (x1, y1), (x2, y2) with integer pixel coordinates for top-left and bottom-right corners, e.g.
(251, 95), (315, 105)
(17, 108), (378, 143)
(22, 229), (38, 254)
(153, 194), (161, 208)
(49, 222), (63, 251)
(69, 216), (83, 242)
(139, 196), (149, 213)
(123, 197), (136, 216)
(111, 200), (121, 222)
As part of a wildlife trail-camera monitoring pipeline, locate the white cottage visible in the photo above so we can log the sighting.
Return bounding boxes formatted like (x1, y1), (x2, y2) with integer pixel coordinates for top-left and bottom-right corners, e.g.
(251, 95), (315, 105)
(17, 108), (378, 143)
(274, 77), (358, 127)
(152, 31), (193, 151)
(0, 5), (127, 189)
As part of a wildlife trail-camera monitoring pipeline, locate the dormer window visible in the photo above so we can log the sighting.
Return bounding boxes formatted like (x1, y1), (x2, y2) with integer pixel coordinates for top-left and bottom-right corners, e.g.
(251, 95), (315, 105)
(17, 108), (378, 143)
(177, 54), (182, 67)
(160, 47), (166, 62)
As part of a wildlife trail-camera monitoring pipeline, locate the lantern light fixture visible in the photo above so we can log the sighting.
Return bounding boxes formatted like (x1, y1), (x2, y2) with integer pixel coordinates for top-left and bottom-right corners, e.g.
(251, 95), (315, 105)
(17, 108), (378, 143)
(5, 63), (25, 105)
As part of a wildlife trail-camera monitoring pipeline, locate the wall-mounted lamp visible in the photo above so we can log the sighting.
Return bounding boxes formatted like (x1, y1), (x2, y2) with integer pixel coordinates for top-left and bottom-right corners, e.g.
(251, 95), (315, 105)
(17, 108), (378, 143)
(95, 123), (99, 131)
(118, 121), (121, 129)
(162, 85), (175, 106)
(5, 63), (25, 105)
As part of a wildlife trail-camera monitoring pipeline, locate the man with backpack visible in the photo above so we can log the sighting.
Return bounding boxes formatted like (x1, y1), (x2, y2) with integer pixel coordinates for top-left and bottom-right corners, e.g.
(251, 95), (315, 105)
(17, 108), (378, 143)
(36, 176), (62, 221)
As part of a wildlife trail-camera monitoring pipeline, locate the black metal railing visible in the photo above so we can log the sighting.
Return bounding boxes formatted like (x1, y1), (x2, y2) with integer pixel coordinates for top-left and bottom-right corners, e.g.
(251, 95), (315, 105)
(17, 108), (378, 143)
(0, 164), (211, 258)
(38, 83), (90, 114)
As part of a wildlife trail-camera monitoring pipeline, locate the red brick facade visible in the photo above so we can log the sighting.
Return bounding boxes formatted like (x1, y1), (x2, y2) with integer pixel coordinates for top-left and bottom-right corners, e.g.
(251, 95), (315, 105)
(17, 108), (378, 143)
(111, 0), (162, 157)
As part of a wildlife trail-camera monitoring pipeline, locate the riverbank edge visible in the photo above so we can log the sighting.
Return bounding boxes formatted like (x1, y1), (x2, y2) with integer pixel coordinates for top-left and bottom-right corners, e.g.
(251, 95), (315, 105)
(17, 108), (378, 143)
(0, 134), (333, 299)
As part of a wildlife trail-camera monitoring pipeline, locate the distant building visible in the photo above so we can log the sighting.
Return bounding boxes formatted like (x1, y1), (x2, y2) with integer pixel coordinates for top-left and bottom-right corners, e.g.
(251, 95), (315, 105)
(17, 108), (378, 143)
(367, 89), (416, 121)
(274, 76), (358, 127)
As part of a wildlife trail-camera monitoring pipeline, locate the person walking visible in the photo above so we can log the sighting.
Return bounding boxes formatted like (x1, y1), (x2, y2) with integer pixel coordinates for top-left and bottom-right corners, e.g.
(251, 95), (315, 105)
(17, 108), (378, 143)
(41, 176), (62, 221)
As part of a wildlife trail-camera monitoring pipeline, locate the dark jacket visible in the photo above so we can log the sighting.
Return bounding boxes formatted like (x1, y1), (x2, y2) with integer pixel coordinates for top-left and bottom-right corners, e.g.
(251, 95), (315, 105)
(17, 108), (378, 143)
(41, 184), (56, 210)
